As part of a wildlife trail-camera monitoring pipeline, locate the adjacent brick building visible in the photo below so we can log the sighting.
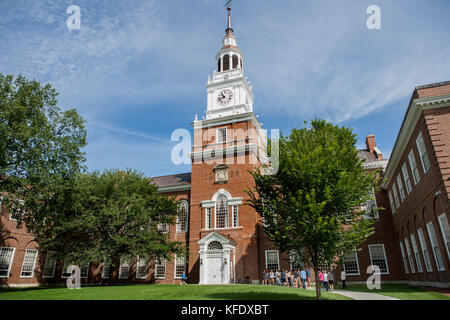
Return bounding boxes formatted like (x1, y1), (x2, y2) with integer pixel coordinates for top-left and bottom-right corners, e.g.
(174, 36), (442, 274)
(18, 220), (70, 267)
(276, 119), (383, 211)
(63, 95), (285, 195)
(1, 8), (449, 289)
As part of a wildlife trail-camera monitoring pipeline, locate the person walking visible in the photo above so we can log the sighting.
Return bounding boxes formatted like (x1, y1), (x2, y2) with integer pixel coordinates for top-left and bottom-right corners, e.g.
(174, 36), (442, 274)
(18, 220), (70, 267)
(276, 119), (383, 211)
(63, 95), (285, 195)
(300, 268), (307, 289)
(275, 270), (282, 286)
(280, 270), (287, 287)
(318, 271), (324, 289)
(269, 270), (275, 285)
(341, 270), (347, 289)
(306, 268), (311, 287)
(323, 270), (329, 291)
(262, 269), (268, 286)
(181, 272), (188, 285)
(288, 270), (293, 287)
(293, 269), (299, 288)
(328, 271), (334, 291)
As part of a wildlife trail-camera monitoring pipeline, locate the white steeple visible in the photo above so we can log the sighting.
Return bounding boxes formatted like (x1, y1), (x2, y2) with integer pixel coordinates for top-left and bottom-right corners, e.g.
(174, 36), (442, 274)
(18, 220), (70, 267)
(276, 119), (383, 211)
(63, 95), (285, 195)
(203, 6), (254, 121)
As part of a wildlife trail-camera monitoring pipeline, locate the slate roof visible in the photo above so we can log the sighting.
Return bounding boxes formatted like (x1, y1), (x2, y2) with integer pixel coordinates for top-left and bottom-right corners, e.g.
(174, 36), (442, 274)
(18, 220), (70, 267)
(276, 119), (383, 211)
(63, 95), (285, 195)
(151, 173), (191, 189)
(357, 150), (378, 163)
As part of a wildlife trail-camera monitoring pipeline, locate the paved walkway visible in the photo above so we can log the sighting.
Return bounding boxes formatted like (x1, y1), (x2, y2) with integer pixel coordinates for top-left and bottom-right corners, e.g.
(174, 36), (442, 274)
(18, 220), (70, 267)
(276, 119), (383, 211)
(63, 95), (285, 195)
(331, 289), (398, 300)
(307, 287), (398, 300)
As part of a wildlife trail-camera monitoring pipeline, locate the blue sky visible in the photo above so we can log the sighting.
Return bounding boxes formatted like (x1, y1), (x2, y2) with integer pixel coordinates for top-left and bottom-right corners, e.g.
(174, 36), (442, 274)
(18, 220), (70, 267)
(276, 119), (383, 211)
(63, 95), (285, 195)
(1, 0), (449, 177)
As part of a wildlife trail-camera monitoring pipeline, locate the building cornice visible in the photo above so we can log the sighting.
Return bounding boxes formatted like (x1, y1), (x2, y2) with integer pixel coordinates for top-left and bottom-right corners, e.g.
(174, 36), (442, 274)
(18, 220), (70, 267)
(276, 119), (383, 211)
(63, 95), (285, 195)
(157, 185), (191, 193)
(382, 93), (450, 189)
(362, 159), (389, 170)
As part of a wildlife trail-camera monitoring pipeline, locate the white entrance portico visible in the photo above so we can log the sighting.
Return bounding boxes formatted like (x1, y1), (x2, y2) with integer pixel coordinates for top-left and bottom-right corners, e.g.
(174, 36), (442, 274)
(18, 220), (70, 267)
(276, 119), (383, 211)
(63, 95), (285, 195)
(198, 231), (236, 284)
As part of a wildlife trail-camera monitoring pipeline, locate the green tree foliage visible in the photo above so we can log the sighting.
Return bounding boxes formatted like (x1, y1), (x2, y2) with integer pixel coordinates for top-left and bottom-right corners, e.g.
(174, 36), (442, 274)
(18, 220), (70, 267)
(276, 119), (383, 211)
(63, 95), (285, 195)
(36, 169), (186, 266)
(247, 119), (379, 300)
(1, 74), (186, 269)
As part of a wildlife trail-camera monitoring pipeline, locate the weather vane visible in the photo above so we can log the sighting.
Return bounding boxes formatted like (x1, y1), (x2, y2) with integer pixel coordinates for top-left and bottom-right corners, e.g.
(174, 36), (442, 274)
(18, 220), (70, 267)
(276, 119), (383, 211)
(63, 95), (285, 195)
(225, 0), (232, 8)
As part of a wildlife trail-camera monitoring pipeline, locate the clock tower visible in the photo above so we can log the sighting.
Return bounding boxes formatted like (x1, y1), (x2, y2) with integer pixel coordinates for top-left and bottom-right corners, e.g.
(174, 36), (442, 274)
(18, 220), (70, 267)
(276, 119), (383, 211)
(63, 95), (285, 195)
(188, 6), (268, 285)
(204, 6), (254, 120)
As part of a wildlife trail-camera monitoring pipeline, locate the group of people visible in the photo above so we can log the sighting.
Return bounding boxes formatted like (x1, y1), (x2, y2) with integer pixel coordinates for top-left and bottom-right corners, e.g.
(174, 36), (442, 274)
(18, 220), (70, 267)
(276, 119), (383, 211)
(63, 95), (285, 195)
(262, 268), (312, 289)
(262, 269), (348, 292)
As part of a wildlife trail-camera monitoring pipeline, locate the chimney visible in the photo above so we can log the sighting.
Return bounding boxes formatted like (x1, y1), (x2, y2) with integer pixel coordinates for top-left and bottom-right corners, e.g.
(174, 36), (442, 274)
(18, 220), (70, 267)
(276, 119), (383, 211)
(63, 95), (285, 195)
(365, 134), (383, 160)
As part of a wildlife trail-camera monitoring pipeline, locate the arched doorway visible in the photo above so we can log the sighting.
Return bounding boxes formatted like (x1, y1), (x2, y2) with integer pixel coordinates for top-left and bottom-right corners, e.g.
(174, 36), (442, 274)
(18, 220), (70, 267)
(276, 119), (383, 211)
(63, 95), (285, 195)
(198, 232), (236, 284)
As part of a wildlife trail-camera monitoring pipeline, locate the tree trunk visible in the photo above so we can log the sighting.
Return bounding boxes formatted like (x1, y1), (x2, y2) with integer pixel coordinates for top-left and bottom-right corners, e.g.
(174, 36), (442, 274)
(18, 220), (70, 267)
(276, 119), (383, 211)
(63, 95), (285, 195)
(314, 267), (321, 300)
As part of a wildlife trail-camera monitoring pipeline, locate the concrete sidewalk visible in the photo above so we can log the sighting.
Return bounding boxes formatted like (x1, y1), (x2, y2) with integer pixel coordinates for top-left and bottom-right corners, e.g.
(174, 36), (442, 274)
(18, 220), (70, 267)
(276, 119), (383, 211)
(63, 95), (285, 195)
(307, 287), (399, 300)
(332, 289), (398, 300)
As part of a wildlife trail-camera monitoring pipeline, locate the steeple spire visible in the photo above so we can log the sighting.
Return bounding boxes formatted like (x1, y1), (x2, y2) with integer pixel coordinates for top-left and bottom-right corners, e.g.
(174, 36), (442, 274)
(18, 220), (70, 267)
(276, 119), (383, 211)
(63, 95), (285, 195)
(225, 6), (234, 36)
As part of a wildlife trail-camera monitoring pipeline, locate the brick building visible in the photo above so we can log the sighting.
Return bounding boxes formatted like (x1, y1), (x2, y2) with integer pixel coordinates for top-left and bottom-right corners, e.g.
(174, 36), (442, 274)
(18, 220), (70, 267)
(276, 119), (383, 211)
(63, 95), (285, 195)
(1, 8), (449, 288)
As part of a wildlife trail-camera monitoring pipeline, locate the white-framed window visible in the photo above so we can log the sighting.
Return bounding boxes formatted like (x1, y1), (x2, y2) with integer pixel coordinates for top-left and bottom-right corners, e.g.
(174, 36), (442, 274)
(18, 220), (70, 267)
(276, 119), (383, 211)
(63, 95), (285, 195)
(399, 241), (409, 274)
(8, 199), (25, 221)
(388, 191), (395, 214)
(155, 257), (166, 279)
(408, 150), (420, 185)
(0, 247), (16, 278)
(102, 262), (110, 279)
(417, 228), (433, 272)
(174, 255), (186, 279)
(410, 234), (423, 273)
(289, 251), (304, 270)
(368, 244), (389, 274)
(61, 259), (72, 278)
(426, 222), (445, 271)
(205, 208), (212, 229)
(176, 200), (189, 233)
(265, 250), (279, 271)
(402, 163), (413, 194)
(396, 175), (405, 202)
(392, 183), (400, 209)
(80, 263), (89, 279)
(43, 251), (57, 278)
(215, 195), (229, 229)
(404, 238), (415, 274)
(158, 223), (169, 234)
(232, 205), (239, 227)
(416, 132), (431, 173)
(119, 257), (130, 279)
(342, 251), (360, 275)
(217, 127), (227, 143)
(136, 257), (147, 279)
(437, 213), (450, 260)
(20, 249), (38, 278)
(361, 188), (378, 219)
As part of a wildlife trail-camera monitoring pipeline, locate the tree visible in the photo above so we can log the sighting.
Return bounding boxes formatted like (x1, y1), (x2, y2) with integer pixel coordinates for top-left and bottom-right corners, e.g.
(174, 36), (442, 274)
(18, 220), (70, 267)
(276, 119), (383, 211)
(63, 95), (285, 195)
(35, 169), (186, 271)
(247, 119), (378, 300)
(0, 73), (86, 233)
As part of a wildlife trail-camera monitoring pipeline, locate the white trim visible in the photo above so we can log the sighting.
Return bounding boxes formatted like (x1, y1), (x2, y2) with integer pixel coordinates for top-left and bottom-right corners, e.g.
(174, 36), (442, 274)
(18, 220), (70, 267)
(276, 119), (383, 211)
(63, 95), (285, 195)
(437, 213), (450, 261)
(174, 254), (186, 279)
(404, 238), (416, 274)
(20, 249), (38, 278)
(216, 127), (228, 143)
(264, 250), (280, 271)
(42, 251), (57, 278)
(408, 149), (421, 185)
(342, 251), (360, 276)
(0, 247), (16, 278)
(382, 93), (450, 189)
(176, 200), (189, 233)
(415, 131), (431, 174)
(399, 241), (409, 274)
(402, 162), (412, 195)
(101, 262), (110, 279)
(368, 244), (390, 275)
(426, 222), (445, 272)
(417, 228), (433, 272)
(155, 257), (166, 280)
(136, 256), (147, 280)
(118, 257), (130, 279)
(410, 233), (423, 273)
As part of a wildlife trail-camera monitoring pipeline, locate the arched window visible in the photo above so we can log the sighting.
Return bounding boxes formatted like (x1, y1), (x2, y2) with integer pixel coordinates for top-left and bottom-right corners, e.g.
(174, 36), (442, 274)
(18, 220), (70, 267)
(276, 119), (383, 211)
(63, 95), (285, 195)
(207, 241), (223, 250)
(232, 55), (239, 69)
(215, 195), (228, 229)
(176, 200), (189, 233)
(223, 54), (230, 71)
(218, 58), (221, 72)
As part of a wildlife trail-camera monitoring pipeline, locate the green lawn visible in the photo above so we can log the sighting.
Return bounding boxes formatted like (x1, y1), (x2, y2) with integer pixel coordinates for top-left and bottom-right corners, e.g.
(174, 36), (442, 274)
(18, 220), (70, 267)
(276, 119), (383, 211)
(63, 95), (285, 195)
(341, 284), (450, 300)
(0, 284), (350, 300)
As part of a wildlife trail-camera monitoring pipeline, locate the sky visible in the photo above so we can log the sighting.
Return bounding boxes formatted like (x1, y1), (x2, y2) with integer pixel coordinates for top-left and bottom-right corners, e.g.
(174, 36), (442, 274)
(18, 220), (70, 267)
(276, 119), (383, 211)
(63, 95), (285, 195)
(1, 0), (449, 177)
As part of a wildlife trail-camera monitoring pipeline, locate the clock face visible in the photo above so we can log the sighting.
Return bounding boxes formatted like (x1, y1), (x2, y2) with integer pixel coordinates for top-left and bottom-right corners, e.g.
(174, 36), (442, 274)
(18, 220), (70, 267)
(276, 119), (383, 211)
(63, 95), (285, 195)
(217, 89), (233, 105)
